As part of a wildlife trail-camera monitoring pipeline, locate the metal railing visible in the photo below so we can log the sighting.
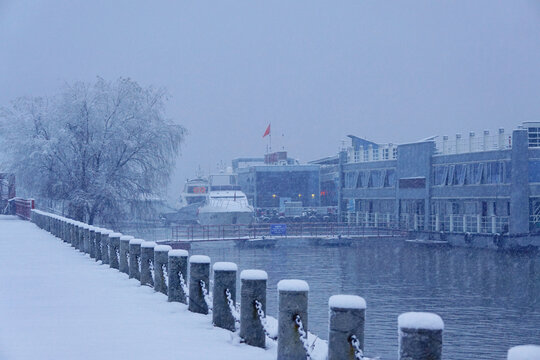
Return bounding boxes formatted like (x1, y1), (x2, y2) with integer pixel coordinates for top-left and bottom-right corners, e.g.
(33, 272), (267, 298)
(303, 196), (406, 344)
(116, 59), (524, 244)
(171, 222), (405, 242)
(343, 211), (510, 234)
(13, 198), (34, 220)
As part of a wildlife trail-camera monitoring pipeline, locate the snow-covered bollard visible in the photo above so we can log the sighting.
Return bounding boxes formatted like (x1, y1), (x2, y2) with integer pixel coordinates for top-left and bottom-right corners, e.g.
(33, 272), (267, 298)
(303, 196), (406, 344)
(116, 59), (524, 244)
(278, 279), (310, 360)
(119, 235), (134, 274)
(507, 345), (540, 360)
(72, 223), (80, 249)
(168, 249), (189, 303)
(76, 223), (84, 250)
(213, 262), (238, 332)
(128, 239), (144, 280)
(108, 232), (122, 269)
(154, 245), (172, 295)
(240, 269), (268, 349)
(328, 295), (366, 360)
(98, 229), (113, 264)
(83, 225), (91, 254)
(89, 227), (97, 259)
(188, 255), (211, 315)
(398, 312), (444, 360)
(140, 241), (157, 287)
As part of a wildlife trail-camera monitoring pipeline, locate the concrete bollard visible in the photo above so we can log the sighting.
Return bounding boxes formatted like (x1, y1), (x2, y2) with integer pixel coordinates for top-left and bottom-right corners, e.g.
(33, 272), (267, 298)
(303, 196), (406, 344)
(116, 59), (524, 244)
(277, 279), (310, 360)
(83, 226), (91, 254)
(168, 249), (189, 303)
(212, 262), (238, 332)
(119, 235), (134, 274)
(128, 239), (144, 280)
(140, 241), (157, 287)
(89, 227), (97, 259)
(188, 255), (211, 315)
(398, 312), (444, 360)
(240, 269), (268, 349)
(507, 345), (540, 360)
(73, 223), (81, 249)
(154, 245), (172, 295)
(99, 229), (113, 264)
(108, 232), (122, 269)
(328, 295), (367, 360)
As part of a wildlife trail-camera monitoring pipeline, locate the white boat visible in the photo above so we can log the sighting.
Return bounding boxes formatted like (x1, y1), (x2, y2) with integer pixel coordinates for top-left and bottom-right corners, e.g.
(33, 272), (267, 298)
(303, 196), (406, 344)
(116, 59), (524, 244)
(197, 173), (254, 225)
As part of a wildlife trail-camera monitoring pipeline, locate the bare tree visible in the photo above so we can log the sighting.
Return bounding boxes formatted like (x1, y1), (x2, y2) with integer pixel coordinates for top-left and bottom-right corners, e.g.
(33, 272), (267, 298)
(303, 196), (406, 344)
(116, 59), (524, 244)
(0, 77), (186, 224)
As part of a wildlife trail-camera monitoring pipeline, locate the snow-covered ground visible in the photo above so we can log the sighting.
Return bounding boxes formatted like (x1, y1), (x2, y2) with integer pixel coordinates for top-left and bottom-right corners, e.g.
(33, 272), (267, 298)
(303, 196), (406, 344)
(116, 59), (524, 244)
(0, 217), (281, 360)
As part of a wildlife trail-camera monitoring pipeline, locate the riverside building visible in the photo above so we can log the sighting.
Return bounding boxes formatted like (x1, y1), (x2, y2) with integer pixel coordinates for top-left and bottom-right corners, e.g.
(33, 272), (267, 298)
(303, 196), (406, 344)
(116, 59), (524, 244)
(311, 123), (540, 248)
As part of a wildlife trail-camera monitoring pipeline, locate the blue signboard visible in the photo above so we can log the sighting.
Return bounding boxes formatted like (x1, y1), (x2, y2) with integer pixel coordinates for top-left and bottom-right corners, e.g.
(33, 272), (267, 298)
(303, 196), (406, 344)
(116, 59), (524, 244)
(270, 224), (287, 236)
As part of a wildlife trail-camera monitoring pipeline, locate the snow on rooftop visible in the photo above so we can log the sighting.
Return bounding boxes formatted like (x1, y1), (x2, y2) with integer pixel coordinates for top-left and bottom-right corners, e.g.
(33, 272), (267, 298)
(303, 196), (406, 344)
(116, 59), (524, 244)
(507, 345), (540, 360)
(277, 279), (309, 292)
(213, 262), (238, 271)
(398, 312), (444, 330)
(141, 241), (157, 248)
(0, 218), (279, 360)
(240, 269), (268, 280)
(189, 255), (211, 264)
(329, 295), (366, 310)
(154, 245), (172, 252)
(169, 249), (189, 257)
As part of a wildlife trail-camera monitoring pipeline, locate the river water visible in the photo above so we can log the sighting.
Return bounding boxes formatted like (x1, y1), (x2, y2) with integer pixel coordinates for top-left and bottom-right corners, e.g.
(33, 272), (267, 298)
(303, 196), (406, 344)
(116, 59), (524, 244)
(185, 237), (539, 360)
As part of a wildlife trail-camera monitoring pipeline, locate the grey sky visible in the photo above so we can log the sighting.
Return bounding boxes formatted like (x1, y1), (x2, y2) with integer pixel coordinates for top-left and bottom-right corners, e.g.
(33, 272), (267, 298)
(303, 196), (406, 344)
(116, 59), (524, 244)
(2, 1), (540, 199)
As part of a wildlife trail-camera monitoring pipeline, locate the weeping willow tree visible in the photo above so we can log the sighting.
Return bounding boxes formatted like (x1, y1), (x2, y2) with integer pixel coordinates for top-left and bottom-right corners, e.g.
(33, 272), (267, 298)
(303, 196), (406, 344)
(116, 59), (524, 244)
(0, 77), (186, 224)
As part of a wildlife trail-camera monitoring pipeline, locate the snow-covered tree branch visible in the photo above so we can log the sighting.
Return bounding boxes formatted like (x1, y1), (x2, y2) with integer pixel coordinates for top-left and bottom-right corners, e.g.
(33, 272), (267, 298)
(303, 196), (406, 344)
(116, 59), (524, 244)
(0, 77), (186, 224)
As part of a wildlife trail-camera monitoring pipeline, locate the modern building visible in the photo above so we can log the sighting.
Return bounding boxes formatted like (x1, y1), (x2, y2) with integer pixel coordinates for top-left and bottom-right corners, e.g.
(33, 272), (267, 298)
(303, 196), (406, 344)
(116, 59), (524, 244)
(235, 151), (320, 209)
(312, 123), (540, 246)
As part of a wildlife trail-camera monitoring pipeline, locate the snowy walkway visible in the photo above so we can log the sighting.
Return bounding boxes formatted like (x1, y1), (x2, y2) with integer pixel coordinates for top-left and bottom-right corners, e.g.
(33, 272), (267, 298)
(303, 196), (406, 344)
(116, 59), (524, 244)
(0, 217), (276, 360)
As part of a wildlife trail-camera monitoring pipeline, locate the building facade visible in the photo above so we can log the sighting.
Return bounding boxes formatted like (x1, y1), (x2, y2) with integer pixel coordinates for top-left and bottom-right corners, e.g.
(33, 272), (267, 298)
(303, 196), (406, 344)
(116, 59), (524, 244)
(319, 124), (540, 241)
(235, 152), (320, 209)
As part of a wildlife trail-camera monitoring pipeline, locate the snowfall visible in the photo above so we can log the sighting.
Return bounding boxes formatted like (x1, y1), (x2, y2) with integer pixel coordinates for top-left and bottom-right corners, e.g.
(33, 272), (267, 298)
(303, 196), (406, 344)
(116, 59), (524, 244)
(0, 216), (327, 360)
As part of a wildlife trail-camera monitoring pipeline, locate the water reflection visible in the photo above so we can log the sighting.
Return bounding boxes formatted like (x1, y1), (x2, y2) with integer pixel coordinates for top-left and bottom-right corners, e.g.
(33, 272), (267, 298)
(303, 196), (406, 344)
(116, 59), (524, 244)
(191, 238), (539, 360)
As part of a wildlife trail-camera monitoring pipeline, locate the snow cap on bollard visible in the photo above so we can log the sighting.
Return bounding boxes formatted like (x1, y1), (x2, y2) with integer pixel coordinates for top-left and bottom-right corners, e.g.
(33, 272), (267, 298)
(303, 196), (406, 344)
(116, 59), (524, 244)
(154, 245), (172, 252)
(168, 249), (188, 257)
(189, 254), (210, 263)
(129, 238), (144, 245)
(398, 312), (444, 330)
(213, 262), (238, 271)
(329, 294), (366, 310)
(141, 241), (157, 248)
(277, 279), (309, 292)
(507, 345), (540, 360)
(240, 269), (268, 280)
(398, 312), (444, 360)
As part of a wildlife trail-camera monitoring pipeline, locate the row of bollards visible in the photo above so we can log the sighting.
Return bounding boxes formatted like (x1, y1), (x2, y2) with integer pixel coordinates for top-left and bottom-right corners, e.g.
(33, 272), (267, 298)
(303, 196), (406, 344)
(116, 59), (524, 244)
(30, 210), (540, 360)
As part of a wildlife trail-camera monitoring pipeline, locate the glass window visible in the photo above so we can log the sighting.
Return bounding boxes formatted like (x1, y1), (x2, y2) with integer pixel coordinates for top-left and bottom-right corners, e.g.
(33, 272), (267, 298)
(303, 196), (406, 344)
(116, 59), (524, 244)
(455, 164), (466, 185)
(385, 169), (396, 187)
(529, 160), (540, 183)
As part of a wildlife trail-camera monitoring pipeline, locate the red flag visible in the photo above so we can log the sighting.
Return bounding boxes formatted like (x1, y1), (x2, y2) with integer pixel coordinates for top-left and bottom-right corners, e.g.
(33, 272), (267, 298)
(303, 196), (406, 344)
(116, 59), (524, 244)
(262, 124), (271, 138)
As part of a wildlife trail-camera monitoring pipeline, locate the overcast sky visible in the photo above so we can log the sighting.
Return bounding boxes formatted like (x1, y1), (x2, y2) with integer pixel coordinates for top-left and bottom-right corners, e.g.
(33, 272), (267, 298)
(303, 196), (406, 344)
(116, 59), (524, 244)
(1, 1), (540, 199)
